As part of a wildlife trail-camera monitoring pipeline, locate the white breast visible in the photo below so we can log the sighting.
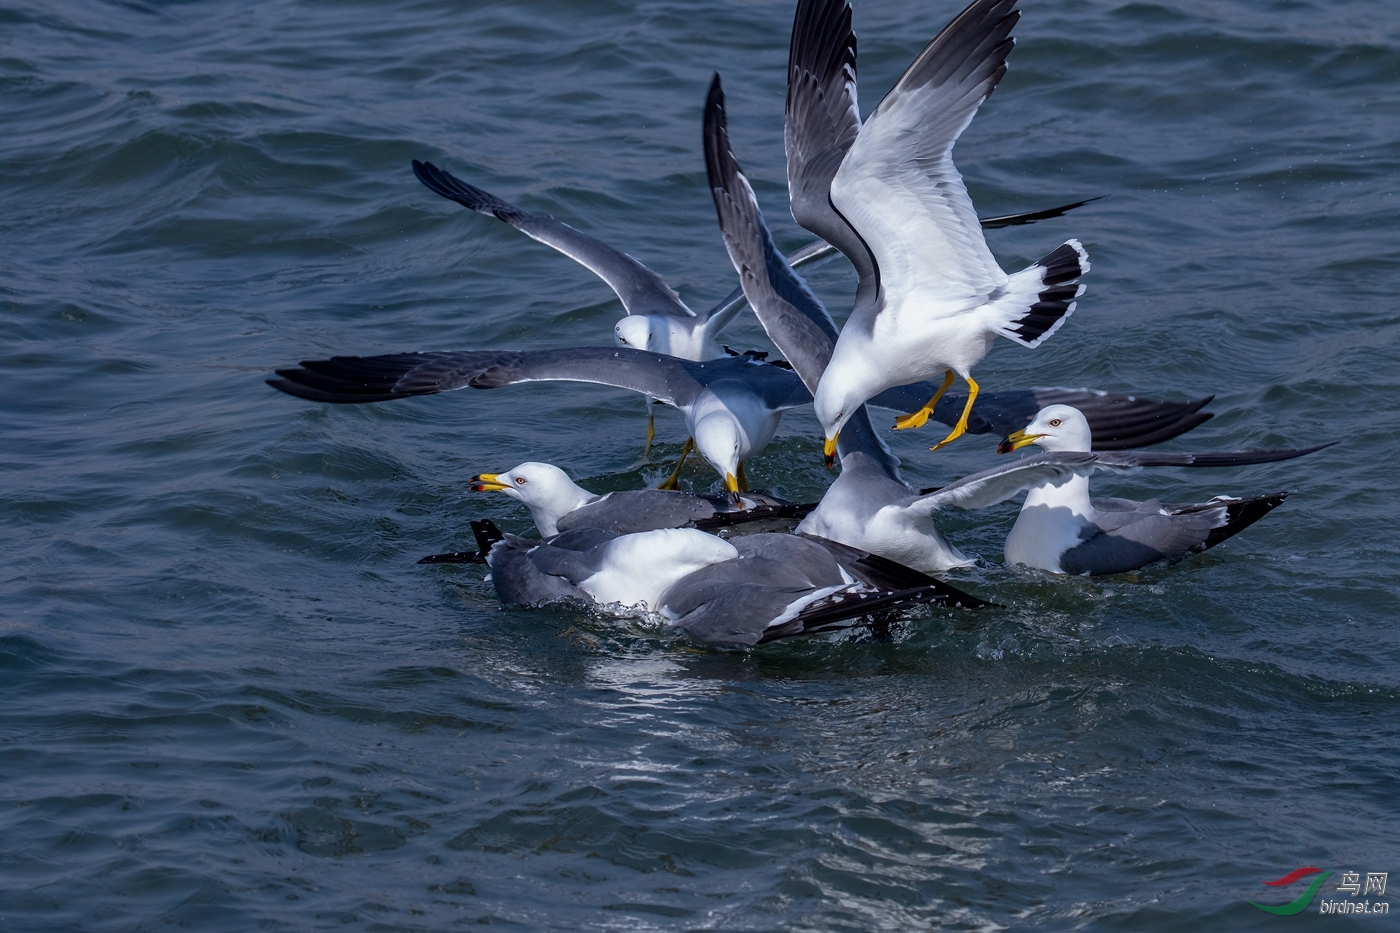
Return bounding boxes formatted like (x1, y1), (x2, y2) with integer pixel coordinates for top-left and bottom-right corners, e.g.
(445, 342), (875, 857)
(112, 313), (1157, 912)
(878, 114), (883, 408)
(1004, 475), (1096, 573)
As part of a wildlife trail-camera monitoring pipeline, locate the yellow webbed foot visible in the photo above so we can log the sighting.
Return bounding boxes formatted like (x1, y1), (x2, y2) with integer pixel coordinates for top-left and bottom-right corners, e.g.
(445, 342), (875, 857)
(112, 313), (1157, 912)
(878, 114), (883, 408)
(893, 370), (955, 432)
(894, 407), (933, 431)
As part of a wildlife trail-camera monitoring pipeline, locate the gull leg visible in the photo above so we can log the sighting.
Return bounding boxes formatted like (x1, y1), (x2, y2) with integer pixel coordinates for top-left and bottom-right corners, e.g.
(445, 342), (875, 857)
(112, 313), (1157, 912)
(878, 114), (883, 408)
(656, 438), (693, 490)
(736, 461), (749, 493)
(894, 370), (955, 430)
(642, 405), (656, 459)
(929, 376), (979, 451)
(624, 399), (660, 470)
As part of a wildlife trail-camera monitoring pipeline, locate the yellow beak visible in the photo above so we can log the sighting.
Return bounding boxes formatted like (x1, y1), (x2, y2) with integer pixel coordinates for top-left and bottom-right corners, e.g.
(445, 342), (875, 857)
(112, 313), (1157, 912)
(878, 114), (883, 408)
(468, 472), (510, 492)
(823, 434), (839, 468)
(997, 430), (1045, 455)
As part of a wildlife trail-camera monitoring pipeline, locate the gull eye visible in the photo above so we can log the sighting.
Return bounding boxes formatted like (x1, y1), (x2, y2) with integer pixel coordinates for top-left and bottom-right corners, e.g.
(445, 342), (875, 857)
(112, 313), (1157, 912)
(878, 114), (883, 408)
(1049, 418), (1062, 427)
(514, 477), (526, 485)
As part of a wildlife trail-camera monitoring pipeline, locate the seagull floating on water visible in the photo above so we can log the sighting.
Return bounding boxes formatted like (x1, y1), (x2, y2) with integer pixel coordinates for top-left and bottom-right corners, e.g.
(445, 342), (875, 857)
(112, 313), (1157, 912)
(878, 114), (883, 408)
(990, 405), (1335, 575)
(478, 522), (989, 646)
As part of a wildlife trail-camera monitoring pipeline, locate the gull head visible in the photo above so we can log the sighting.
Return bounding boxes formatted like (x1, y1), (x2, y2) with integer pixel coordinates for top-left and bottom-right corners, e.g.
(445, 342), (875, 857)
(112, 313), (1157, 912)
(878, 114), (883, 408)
(692, 413), (744, 503)
(813, 385), (856, 469)
(812, 395), (851, 465)
(468, 461), (597, 536)
(998, 405), (1092, 454)
(613, 316), (657, 352)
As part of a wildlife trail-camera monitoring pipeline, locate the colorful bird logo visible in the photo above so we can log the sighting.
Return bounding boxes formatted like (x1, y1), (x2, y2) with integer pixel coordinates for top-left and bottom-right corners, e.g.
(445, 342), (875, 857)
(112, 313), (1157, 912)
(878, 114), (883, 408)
(1249, 867), (1333, 915)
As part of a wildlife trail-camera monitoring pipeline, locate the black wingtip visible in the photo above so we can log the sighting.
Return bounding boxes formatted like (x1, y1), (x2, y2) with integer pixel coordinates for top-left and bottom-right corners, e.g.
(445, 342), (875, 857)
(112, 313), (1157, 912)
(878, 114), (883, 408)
(418, 519), (506, 566)
(978, 196), (1104, 230)
(1199, 491), (1290, 551)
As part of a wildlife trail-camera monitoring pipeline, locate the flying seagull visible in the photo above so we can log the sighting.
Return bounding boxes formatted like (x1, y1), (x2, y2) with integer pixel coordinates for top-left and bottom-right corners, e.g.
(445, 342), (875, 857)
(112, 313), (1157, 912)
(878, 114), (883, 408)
(786, 0), (1089, 459)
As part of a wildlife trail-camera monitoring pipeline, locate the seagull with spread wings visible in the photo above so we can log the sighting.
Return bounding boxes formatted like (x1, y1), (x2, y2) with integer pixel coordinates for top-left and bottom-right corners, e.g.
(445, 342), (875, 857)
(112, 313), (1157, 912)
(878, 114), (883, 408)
(268, 346), (810, 499)
(786, 0), (1091, 462)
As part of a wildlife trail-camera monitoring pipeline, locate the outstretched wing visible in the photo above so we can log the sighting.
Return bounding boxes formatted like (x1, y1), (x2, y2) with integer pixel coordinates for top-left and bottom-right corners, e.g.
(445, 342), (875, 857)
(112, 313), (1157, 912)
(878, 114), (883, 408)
(830, 0), (1018, 309)
(704, 74), (901, 480)
(786, 0), (877, 287)
(413, 159), (694, 319)
(268, 346), (707, 407)
(1102, 442), (1336, 469)
(906, 443), (1335, 514)
(907, 451), (1129, 513)
(706, 73), (839, 397)
(979, 198), (1100, 229)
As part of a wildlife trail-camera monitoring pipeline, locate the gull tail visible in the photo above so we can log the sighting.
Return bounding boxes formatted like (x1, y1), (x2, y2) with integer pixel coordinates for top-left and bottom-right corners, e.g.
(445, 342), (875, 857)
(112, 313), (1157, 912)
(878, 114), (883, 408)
(992, 239), (1090, 349)
(1182, 492), (1290, 553)
(416, 519), (505, 565)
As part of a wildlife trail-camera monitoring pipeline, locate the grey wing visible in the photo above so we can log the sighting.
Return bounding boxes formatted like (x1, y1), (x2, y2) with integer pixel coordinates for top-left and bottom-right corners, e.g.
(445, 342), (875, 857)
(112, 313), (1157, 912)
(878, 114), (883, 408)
(663, 534), (990, 646)
(661, 534), (850, 646)
(557, 490), (719, 536)
(662, 561), (826, 646)
(1096, 442), (1336, 469)
(485, 529), (615, 606)
(866, 385), (1217, 450)
(830, 0), (1019, 307)
(697, 357), (813, 411)
(1059, 505), (1220, 576)
(706, 74), (839, 397)
(413, 160), (693, 319)
(908, 452), (1138, 514)
(911, 443), (1331, 515)
(785, 0), (878, 286)
(268, 346), (705, 407)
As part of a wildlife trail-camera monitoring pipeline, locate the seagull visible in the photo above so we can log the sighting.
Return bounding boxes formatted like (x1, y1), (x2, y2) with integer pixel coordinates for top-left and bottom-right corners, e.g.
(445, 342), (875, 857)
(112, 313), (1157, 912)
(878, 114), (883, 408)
(476, 522), (990, 646)
(785, 0), (1090, 461)
(985, 405), (1335, 574)
(702, 72), (1219, 574)
(268, 346), (810, 497)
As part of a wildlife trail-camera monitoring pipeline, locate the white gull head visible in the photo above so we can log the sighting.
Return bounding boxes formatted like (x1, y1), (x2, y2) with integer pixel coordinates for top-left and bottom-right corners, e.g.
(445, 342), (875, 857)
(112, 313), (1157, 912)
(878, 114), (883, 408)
(470, 461), (598, 536)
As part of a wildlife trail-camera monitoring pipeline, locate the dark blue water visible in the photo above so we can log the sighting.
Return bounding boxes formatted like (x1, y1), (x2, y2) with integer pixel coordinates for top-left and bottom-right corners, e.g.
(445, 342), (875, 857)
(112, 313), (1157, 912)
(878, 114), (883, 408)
(3, 0), (1398, 929)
